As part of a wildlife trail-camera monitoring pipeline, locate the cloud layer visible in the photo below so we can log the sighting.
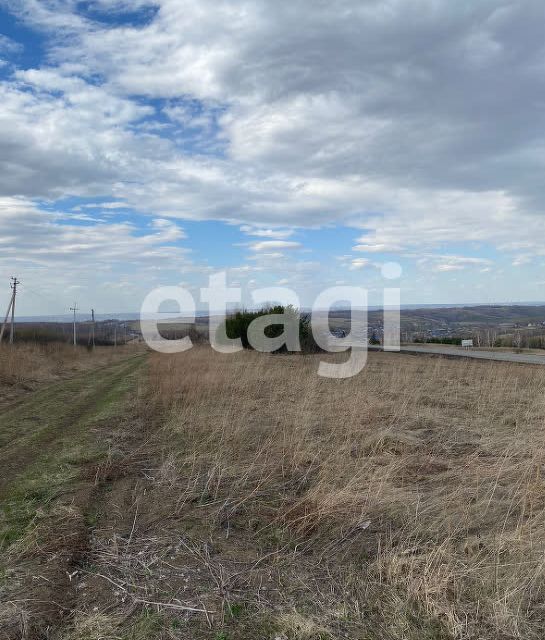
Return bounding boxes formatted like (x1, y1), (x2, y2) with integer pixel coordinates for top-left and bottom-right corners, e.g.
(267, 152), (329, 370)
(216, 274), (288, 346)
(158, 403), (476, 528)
(1, 0), (544, 308)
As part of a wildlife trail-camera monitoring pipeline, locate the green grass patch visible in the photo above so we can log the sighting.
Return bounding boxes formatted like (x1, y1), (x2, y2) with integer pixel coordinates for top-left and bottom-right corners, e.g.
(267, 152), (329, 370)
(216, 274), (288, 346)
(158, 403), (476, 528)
(0, 356), (146, 551)
(122, 610), (166, 640)
(0, 463), (77, 550)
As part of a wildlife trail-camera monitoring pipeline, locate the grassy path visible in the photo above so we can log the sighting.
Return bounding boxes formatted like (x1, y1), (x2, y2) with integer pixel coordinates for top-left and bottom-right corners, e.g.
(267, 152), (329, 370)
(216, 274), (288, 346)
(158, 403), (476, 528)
(0, 352), (146, 555)
(0, 354), (145, 498)
(0, 352), (148, 639)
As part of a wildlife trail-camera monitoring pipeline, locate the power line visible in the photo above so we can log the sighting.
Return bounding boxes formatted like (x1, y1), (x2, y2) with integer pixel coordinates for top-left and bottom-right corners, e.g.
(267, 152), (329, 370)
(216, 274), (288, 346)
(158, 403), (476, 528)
(19, 283), (51, 304)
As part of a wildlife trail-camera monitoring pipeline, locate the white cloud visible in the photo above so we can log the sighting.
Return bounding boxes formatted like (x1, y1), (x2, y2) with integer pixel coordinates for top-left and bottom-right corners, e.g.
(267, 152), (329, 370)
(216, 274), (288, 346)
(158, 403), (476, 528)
(0, 197), (188, 264)
(248, 240), (302, 252)
(0, 197), (196, 314)
(239, 225), (295, 239)
(1, 0), (545, 276)
(415, 254), (494, 273)
(248, 252), (285, 260)
(0, 34), (23, 55)
(349, 258), (371, 271)
(80, 202), (129, 210)
(150, 218), (186, 240)
(436, 264), (464, 272)
(512, 255), (532, 267)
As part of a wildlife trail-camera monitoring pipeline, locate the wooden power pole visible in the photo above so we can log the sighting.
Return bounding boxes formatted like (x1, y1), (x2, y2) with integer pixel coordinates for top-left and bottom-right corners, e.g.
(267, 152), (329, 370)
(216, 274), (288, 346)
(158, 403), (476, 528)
(0, 277), (20, 344)
(70, 303), (79, 347)
(88, 308), (96, 349)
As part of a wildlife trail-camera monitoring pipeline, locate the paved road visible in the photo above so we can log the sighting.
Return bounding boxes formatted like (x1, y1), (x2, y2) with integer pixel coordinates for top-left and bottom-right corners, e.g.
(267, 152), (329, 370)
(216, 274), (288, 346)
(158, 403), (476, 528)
(369, 344), (545, 366)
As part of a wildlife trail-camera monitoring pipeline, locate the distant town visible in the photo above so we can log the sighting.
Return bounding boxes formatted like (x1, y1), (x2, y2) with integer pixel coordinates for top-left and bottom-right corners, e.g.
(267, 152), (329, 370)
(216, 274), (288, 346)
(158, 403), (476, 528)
(330, 304), (545, 349)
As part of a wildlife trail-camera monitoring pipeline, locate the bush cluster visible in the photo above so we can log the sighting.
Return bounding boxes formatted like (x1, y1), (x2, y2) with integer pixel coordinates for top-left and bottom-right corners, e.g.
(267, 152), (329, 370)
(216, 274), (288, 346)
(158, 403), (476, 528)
(224, 306), (321, 353)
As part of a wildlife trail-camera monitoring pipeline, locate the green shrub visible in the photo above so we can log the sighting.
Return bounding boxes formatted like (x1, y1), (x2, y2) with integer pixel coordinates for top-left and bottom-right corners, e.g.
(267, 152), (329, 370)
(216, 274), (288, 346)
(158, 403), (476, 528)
(425, 337), (463, 345)
(224, 306), (321, 353)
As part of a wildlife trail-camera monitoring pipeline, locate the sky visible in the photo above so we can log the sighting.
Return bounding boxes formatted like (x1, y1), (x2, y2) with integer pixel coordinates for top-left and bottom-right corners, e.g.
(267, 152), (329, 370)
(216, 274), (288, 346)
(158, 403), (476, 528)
(1, 0), (545, 316)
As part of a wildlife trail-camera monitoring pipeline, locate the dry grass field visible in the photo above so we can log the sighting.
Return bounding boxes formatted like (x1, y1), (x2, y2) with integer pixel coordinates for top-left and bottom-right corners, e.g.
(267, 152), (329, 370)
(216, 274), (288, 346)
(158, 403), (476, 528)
(2, 346), (545, 639)
(0, 343), (139, 408)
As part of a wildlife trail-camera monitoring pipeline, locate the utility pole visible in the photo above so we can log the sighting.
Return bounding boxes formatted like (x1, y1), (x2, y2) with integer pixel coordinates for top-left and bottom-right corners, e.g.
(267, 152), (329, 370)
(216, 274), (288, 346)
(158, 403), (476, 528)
(9, 277), (19, 344)
(0, 277), (20, 344)
(88, 309), (95, 349)
(114, 323), (117, 348)
(70, 303), (79, 347)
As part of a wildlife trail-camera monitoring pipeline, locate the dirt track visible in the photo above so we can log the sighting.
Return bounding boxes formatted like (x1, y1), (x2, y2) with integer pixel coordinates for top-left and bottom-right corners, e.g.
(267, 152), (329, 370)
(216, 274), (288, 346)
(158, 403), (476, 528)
(0, 353), (147, 640)
(0, 354), (145, 495)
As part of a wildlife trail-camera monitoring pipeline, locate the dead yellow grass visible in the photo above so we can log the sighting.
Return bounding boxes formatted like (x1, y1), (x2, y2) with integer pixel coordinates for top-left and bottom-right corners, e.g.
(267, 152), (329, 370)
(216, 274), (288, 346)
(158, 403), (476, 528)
(146, 347), (545, 639)
(0, 342), (139, 388)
